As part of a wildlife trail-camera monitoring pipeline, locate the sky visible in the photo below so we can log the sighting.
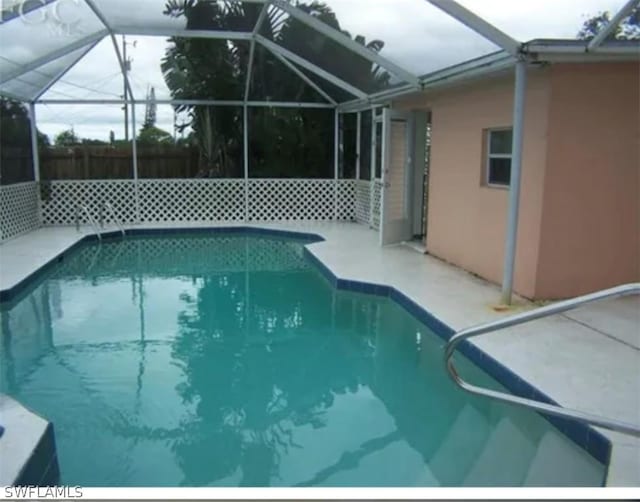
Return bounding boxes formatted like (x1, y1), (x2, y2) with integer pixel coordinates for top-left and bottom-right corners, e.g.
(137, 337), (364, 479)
(6, 0), (625, 142)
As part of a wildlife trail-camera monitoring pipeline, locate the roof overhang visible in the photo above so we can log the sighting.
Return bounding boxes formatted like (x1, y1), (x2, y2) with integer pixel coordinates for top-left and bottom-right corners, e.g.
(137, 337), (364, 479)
(338, 39), (640, 113)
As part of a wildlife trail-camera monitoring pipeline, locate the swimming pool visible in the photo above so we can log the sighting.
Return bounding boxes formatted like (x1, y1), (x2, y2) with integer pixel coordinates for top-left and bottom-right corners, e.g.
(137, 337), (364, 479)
(0, 231), (606, 486)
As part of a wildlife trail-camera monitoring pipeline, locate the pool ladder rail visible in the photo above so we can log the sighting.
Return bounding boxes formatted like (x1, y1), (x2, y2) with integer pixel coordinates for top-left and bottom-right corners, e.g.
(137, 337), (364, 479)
(74, 202), (126, 240)
(74, 204), (102, 242)
(444, 283), (640, 437)
(99, 202), (126, 238)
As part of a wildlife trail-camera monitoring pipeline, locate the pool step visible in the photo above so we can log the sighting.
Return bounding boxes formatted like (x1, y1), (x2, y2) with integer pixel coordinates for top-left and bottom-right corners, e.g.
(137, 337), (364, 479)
(428, 404), (491, 486)
(523, 431), (604, 486)
(462, 416), (536, 486)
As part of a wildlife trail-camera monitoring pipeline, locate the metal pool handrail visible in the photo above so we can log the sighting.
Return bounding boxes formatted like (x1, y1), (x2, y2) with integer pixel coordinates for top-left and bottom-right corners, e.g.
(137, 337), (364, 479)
(444, 283), (640, 437)
(75, 205), (102, 242)
(100, 202), (126, 237)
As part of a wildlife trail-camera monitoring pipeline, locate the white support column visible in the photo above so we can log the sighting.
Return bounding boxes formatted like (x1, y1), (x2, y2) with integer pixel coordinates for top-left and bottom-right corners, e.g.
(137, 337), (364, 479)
(587, 0), (639, 51)
(244, 105), (250, 223)
(355, 111), (361, 180)
(33, 39), (100, 102)
(244, 1), (271, 102)
(38, 99), (334, 108)
(501, 60), (528, 305)
(334, 109), (340, 221)
(369, 107), (377, 227)
(244, 43), (257, 102)
(0, 31), (108, 85)
(130, 101), (141, 224)
(255, 35), (367, 99)
(84, 0), (135, 101)
(272, 0), (420, 87)
(116, 28), (254, 41)
(28, 103), (40, 183)
(267, 47), (337, 105)
(426, 0), (521, 56)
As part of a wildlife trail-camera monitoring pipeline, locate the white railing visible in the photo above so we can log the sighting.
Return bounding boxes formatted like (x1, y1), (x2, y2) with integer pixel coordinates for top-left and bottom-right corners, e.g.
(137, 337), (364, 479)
(100, 202), (126, 237)
(445, 283), (640, 437)
(75, 204), (102, 242)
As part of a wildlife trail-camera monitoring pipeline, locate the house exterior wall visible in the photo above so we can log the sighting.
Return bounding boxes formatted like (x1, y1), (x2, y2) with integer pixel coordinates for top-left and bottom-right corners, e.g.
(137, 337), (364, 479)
(534, 62), (640, 298)
(394, 69), (551, 299)
(393, 62), (639, 300)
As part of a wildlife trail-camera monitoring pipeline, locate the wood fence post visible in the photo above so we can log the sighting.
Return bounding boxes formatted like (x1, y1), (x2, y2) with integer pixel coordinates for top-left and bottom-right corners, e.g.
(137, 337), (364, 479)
(83, 146), (89, 180)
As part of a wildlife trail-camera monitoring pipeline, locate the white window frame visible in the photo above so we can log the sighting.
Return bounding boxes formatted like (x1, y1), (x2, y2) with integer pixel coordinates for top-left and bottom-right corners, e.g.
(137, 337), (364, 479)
(485, 127), (513, 188)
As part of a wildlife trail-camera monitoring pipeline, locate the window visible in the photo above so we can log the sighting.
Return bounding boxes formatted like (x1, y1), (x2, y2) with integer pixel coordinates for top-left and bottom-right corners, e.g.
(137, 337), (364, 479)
(486, 128), (513, 187)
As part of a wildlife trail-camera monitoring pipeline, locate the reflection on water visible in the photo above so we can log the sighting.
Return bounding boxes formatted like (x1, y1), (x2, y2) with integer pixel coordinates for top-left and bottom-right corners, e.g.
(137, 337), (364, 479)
(0, 234), (605, 487)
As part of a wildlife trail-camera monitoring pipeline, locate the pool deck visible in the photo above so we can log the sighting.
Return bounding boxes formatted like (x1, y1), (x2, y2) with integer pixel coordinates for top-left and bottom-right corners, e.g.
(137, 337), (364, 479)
(1, 222), (638, 486)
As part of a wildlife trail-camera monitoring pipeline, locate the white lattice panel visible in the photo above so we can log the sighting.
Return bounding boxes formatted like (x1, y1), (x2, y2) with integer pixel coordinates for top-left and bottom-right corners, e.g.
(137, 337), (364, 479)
(355, 180), (371, 226)
(139, 179), (246, 223)
(0, 182), (40, 242)
(249, 179), (335, 222)
(371, 180), (383, 230)
(41, 178), (357, 226)
(41, 180), (137, 225)
(337, 180), (356, 221)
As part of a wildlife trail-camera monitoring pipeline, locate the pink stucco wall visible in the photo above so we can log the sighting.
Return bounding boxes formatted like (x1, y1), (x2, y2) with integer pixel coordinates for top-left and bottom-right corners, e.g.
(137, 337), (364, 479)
(394, 61), (639, 299)
(534, 63), (640, 298)
(395, 68), (551, 299)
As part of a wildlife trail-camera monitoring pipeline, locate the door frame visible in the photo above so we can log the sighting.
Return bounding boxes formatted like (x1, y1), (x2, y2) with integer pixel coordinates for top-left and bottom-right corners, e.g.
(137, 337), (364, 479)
(379, 108), (413, 246)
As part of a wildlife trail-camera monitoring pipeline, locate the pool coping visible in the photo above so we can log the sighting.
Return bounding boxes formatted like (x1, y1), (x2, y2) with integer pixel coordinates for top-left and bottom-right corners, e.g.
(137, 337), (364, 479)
(0, 225), (613, 485)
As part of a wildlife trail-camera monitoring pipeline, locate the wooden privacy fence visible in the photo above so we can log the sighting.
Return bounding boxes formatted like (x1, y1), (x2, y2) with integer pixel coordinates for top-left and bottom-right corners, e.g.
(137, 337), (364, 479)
(40, 145), (200, 180)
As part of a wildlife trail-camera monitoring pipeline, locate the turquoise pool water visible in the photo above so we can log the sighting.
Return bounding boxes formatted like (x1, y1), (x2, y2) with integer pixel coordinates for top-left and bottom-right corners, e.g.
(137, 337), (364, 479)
(0, 233), (605, 486)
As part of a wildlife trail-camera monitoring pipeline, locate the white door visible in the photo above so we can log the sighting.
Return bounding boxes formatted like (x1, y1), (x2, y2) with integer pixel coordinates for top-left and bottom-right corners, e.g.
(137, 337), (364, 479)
(380, 109), (413, 246)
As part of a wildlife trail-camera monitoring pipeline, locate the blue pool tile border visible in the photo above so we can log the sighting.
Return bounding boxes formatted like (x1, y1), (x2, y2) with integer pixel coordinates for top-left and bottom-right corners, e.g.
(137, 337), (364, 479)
(303, 246), (612, 469)
(1, 226), (612, 472)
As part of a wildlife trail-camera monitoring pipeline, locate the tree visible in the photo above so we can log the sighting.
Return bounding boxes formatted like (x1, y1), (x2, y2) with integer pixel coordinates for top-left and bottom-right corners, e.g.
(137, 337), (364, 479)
(0, 99), (49, 150)
(54, 128), (79, 147)
(1, 98), (33, 184)
(137, 124), (174, 146)
(143, 86), (157, 129)
(37, 131), (50, 149)
(578, 6), (640, 40)
(81, 138), (108, 146)
(161, 0), (389, 178)
(1, 99), (31, 145)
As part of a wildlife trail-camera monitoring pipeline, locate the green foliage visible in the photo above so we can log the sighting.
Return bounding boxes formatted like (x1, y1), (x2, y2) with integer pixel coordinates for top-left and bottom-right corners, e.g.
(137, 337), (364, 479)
(0, 99), (33, 184)
(578, 6), (640, 40)
(0, 98), (31, 147)
(0, 98), (49, 148)
(53, 129), (107, 147)
(37, 130), (50, 148)
(137, 124), (174, 146)
(81, 138), (108, 146)
(54, 128), (80, 147)
(161, 0), (388, 177)
(144, 87), (158, 129)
